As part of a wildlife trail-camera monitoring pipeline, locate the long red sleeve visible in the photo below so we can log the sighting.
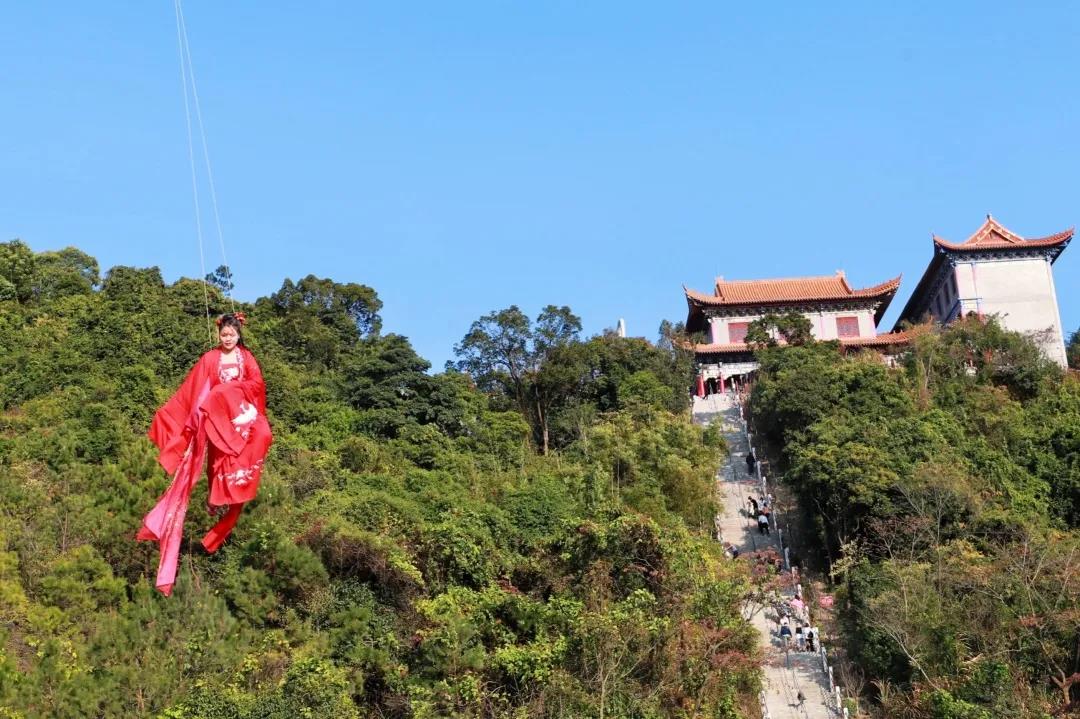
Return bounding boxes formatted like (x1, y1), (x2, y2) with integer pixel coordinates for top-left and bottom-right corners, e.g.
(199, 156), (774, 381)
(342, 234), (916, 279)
(147, 352), (215, 474)
(139, 347), (273, 594)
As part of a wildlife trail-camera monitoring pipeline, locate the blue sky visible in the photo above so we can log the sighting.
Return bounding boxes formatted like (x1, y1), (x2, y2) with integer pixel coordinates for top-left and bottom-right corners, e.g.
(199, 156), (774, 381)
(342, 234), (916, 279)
(3, 2), (1078, 368)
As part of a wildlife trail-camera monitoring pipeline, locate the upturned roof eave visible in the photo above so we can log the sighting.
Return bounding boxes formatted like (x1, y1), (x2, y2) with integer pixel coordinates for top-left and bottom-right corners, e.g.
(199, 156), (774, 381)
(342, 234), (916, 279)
(683, 275), (902, 309)
(896, 226), (1074, 331)
(931, 229), (1073, 254)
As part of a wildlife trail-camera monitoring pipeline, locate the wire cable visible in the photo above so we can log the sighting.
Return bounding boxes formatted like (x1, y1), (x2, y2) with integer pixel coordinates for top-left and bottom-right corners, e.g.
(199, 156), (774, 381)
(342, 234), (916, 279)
(174, 0), (212, 344)
(175, 0), (236, 313)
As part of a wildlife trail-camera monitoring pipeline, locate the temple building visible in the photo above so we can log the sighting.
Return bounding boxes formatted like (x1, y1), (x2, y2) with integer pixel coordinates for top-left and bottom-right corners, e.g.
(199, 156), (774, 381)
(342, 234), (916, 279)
(683, 216), (1073, 392)
(895, 215), (1073, 367)
(684, 272), (904, 392)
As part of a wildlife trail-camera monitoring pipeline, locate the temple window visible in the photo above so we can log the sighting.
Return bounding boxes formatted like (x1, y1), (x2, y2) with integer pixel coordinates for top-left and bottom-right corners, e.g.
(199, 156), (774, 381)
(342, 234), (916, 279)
(729, 322), (749, 344)
(836, 316), (860, 338)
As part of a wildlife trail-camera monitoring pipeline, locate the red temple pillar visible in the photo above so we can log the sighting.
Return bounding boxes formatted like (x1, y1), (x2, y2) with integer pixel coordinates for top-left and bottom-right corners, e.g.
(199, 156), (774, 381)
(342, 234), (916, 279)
(695, 375), (705, 397)
(718, 373), (725, 393)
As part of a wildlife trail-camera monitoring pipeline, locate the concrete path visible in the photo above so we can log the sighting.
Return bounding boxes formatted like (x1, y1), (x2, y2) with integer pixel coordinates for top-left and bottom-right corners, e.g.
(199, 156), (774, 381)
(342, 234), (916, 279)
(694, 393), (836, 719)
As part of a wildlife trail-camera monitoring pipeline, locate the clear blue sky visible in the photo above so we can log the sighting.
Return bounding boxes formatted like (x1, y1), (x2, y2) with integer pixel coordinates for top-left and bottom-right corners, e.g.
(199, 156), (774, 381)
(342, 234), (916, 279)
(3, 2), (1078, 368)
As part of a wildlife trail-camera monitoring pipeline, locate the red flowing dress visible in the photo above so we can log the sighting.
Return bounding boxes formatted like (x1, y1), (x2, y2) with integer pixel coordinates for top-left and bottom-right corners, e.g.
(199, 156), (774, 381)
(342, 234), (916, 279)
(137, 346), (273, 595)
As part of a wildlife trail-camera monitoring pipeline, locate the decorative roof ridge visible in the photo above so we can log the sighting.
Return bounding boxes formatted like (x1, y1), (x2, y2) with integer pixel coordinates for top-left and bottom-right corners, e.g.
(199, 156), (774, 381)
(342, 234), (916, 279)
(837, 270), (853, 293)
(713, 271), (847, 287)
(978, 214), (1025, 244)
(932, 216), (1073, 251)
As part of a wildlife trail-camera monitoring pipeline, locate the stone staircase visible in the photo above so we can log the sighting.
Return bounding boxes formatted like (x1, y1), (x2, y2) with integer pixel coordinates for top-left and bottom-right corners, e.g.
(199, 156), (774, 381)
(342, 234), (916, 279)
(693, 393), (845, 719)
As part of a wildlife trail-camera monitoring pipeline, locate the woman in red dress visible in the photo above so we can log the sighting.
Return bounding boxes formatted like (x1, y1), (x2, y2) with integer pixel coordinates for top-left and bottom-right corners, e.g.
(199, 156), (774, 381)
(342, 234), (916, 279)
(137, 312), (273, 595)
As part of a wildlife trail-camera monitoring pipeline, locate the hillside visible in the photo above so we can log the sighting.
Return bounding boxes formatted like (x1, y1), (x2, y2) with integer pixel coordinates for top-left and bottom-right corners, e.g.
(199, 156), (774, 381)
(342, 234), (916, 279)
(0, 241), (758, 718)
(4, 238), (1075, 718)
(749, 319), (1080, 717)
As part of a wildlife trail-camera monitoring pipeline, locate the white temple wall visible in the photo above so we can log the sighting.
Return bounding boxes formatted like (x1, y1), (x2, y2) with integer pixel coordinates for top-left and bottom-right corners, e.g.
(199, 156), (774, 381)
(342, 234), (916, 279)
(708, 316), (748, 344)
(708, 307), (878, 343)
(956, 257), (1067, 366)
(857, 311), (877, 338)
(811, 308), (877, 339)
(953, 264), (978, 320)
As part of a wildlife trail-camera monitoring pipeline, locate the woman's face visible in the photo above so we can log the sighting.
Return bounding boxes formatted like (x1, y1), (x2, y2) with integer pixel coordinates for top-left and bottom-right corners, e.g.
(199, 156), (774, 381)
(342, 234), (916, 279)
(219, 325), (240, 351)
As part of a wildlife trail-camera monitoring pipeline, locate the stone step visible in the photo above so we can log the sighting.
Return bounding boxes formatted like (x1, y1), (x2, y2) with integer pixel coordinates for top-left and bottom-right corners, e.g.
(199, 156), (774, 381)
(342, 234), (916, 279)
(694, 397), (840, 719)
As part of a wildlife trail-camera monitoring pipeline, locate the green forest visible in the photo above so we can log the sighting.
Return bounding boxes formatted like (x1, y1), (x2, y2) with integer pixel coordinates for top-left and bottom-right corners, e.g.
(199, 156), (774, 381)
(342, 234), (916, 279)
(0, 241), (760, 718)
(750, 318), (1080, 718)
(1, 239), (1079, 718)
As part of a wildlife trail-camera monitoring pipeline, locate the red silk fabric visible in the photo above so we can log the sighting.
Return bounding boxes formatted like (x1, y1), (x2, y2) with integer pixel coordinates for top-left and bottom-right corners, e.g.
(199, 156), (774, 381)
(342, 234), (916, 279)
(137, 347), (273, 595)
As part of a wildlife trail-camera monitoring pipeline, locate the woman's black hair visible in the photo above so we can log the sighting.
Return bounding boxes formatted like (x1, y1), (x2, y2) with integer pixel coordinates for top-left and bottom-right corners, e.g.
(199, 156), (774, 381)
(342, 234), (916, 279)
(217, 313), (246, 346)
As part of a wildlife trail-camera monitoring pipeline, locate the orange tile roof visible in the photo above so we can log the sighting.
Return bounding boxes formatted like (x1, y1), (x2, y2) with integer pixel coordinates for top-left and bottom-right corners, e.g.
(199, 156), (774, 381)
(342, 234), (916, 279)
(684, 272), (901, 307)
(691, 342), (754, 353)
(933, 215), (1073, 252)
(839, 327), (922, 347)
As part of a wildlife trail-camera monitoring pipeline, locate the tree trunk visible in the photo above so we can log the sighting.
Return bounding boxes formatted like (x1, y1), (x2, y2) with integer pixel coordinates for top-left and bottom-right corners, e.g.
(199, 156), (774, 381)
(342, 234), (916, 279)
(1052, 672), (1079, 709)
(535, 396), (549, 454)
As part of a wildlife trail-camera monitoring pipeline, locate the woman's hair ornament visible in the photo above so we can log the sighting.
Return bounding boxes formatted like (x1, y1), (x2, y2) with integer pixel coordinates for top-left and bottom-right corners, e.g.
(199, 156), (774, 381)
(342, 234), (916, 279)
(215, 312), (247, 328)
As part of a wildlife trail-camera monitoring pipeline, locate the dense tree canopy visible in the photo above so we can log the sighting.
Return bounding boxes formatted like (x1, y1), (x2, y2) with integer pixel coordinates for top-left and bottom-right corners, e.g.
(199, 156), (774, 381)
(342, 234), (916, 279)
(451, 306), (694, 455)
(749, 319), (1080, 717)
(744, 311), (813, 349)
(0, 241), (756, 718)
(451, 305), (583, 454)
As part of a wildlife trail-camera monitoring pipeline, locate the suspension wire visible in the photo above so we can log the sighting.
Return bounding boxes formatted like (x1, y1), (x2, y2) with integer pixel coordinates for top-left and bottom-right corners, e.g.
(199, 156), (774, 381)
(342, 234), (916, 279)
(175, 0), (236, 314)
(174, 0), (213, 344)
